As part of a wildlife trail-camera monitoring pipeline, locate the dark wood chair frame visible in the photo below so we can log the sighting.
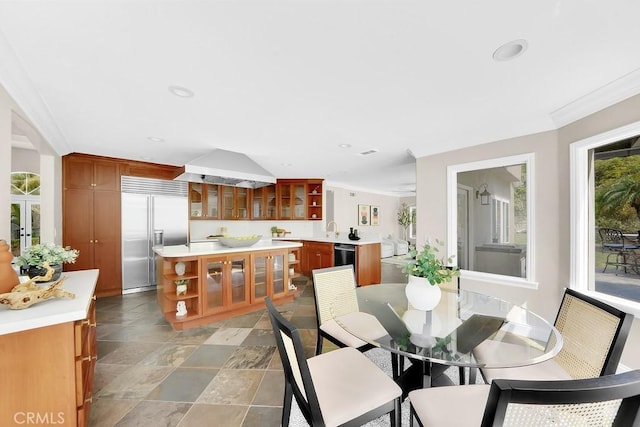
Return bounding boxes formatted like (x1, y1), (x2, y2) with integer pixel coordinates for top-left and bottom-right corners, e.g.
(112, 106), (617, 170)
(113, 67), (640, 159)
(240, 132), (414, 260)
(265, 297), (401, 427)
(410, 370), (640, 426)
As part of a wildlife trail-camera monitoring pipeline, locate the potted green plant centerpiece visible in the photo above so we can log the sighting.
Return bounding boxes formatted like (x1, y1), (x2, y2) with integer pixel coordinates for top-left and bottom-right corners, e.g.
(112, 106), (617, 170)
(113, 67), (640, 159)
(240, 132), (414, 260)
(404, 239), (459, 311)
(15, 243), (79, 281)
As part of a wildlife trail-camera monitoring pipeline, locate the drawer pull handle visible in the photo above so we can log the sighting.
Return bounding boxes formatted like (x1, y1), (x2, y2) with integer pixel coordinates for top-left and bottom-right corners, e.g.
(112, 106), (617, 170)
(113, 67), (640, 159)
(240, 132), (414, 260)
(84, 396), (93, 404)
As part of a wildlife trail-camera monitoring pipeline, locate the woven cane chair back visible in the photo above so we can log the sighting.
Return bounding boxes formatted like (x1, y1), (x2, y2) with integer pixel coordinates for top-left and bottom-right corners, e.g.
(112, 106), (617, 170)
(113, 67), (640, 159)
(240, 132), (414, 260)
(312, 266), (359, 326)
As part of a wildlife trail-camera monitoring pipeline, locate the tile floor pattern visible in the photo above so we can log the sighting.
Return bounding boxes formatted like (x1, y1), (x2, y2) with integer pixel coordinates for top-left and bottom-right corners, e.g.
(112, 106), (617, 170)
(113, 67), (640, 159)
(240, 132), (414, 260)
(90, 264), (408, 427)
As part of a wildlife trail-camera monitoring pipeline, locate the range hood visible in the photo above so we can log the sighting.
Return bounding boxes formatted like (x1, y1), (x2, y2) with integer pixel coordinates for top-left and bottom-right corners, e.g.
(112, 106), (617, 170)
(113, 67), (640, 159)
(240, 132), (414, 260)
(173, 149), (276, 189)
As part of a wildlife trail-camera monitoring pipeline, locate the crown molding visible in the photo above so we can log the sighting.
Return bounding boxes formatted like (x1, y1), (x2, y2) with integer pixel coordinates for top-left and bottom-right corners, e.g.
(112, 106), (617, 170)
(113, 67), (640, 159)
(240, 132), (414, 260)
(0, 30), (72, 155)
(551, 67), (640, 128)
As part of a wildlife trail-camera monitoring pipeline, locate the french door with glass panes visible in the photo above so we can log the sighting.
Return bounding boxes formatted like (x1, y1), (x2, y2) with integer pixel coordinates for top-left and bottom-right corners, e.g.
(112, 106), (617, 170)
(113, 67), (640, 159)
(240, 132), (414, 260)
(10, 197), (40, 257)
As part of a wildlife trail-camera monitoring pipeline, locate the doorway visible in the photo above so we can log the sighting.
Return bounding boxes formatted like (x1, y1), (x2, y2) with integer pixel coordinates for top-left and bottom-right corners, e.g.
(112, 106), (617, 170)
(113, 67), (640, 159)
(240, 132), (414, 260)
(10, 172), (41, 257)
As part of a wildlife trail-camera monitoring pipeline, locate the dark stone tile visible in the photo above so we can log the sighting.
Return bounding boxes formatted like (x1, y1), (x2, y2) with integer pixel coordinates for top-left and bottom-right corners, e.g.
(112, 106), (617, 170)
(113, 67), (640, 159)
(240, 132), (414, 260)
(169, 325), (218, 344)
(242, 406), (283, 427)
(97, 340), (126, 359)
(98, 341), (164, 365)
(97, 365), (173, 399)
(240, 329), (275, 346)
(101, 323), (178, 342)
(197, 369), (264, 405)
(88, 398), (137, 427)
(139, 343), (198, 367)
(288, 315), (317, 329)
(114, 400), (191, 427)
(181, 345), (237, 368)
(223, 312), (262, 328)
(146, 368), (218, 402)
(93, 363), (130, 394)
(224, 346), (275, 369)
(252, 370), (285, 406)
(178, 403), (247, 427)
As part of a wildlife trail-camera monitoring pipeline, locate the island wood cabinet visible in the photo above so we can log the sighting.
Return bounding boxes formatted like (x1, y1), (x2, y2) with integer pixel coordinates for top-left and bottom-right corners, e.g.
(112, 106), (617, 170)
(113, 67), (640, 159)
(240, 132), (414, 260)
(157, 249), (295, 330)
(63, 155), (121, 297)
(252, 250), (288, 302)
(0, 298), (97, 427)
(157, 256), (202, 324)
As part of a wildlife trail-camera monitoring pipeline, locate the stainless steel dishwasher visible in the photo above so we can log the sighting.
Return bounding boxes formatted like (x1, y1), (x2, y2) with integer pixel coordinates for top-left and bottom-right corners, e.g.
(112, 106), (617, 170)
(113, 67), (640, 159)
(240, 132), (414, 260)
(334, 243), (356, 267)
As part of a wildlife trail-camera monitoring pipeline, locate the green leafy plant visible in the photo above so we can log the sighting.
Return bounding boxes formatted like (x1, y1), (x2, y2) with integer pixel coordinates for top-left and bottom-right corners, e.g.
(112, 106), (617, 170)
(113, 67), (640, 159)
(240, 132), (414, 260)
(175, 279), (189, 287)
(405, 239), (459, 284)
(14, 243), (79, 267)
(397, 203), (416, 240)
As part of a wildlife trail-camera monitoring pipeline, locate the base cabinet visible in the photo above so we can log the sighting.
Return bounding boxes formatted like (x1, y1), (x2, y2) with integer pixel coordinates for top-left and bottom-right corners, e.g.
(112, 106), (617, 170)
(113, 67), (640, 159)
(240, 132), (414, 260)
(157, 249), (295, 330)
(0, 299), (97, 426)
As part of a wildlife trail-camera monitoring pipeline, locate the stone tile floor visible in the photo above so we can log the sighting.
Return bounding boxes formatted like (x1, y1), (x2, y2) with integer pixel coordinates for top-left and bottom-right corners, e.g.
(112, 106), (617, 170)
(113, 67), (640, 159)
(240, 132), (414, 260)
(90, 263), (408, 426)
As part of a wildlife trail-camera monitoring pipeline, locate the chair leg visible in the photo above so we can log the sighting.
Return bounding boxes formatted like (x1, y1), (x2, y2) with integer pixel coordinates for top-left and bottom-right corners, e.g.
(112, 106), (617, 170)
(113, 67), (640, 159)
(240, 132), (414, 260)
(315, 332), (323, 355)
(390, 397), (401, 427)
(282, 381), (293, 427)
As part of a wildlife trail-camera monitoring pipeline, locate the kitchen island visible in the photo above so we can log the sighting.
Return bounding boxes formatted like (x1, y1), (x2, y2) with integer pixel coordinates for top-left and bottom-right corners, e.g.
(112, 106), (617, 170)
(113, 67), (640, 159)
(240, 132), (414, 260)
(0, 269), (98, 427)
(154, 240), (302, 330)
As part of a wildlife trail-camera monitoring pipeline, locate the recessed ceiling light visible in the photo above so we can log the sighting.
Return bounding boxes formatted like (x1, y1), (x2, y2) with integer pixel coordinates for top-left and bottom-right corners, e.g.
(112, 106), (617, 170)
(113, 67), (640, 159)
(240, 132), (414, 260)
(147, 137), (164, 143)
(338, 143), (352, 148)
(358, 149), (379, 156)
(493, 39), (528, 61)
(168, 85), (195, 98)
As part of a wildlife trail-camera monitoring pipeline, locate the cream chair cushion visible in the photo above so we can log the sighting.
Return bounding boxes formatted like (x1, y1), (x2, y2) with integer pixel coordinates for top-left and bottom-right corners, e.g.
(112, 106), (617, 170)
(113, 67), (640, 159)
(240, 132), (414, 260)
(409, 384), (490, 427)
(319, 312), (389, 348)
(309, 347), (402, 427)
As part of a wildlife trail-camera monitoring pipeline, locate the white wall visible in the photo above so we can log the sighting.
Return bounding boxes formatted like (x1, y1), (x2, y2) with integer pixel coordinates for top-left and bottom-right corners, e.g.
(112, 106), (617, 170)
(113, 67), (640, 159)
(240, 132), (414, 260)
(416, 93), (640, 369)
(1, 86), (13, 241)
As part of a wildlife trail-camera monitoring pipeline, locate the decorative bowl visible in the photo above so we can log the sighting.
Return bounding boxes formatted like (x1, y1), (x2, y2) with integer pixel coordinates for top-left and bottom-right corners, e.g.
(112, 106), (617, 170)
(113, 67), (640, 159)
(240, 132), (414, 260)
(218, 235), (262, 248)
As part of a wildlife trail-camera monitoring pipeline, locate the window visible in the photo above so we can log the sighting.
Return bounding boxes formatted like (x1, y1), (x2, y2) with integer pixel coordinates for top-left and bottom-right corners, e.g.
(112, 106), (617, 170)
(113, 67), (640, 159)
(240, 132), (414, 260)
(10, 172), (41, 256)
(409, 206), (417, 240)
(570, 120), (640, 316)
(447, 153), (535, 287)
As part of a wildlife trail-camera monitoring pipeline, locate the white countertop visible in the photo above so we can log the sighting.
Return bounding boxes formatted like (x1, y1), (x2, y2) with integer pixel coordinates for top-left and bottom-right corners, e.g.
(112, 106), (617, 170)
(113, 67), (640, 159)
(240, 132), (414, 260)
(0, 269), (98, 336)
(155, 240), (303, 258)
(272, 236), (381, 246)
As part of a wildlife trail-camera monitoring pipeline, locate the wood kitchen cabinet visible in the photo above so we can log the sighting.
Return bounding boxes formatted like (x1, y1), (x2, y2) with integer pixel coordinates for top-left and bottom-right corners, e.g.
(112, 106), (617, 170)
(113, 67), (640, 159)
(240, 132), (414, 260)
(158, 256), (201, 324)
(202, 253), (252, 316)
(63, 154), (121, 297)
(0, 271), (98, 427)
(222, 186), (250, 219)
(189, 183), (220, 219)
(306, 180), (323, 220)
(251, 185), (277, 219)
(356, 243), (381, 286)
(252, 249), (288, 302)
(277, 180), (307, 220)
(304, 241), (334, 273)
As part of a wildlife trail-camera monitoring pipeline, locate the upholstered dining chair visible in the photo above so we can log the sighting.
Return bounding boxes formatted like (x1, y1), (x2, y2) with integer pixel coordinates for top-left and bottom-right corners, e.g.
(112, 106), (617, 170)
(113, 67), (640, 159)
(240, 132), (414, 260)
(408, 369), (640, 426)
(311, 265), (388, 355)
(476, 288), (633, 384)
(265, 297), (402, 427)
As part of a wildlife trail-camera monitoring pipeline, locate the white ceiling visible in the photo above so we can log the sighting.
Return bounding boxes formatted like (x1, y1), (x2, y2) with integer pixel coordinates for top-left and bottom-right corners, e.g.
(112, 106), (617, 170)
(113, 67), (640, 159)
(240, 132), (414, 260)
(2, 1), (640, 195)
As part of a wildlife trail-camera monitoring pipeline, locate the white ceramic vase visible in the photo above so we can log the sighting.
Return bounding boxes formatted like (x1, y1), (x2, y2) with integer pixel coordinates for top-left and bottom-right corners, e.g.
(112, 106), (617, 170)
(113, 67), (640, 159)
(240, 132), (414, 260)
(405, 275), (442, 311)
(174, 261), (186, 276)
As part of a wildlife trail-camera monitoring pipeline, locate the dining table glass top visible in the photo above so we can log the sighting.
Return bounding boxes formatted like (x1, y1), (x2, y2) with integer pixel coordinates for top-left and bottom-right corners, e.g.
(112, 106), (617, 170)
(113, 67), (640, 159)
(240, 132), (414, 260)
(330, 283), (563, 369)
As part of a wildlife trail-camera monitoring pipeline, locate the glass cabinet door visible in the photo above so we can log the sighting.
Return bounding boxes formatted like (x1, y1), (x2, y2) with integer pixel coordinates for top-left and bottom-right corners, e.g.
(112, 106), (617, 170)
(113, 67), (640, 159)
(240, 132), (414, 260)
(206, 184), (219, 218)
(253, 253), (267, 300)
(252, 187), (264, 219)
(236, 188), (248, 219)
(272, 252), (285, 294)
(190, 183), (204, 218)
(293, 184), (306, 219)
(205, 258), (224, 311)
(266, 185), (277, 219)
(229, 255), (248, 304)
(279, 185), (291, 218)
(222, 187), (234, 219)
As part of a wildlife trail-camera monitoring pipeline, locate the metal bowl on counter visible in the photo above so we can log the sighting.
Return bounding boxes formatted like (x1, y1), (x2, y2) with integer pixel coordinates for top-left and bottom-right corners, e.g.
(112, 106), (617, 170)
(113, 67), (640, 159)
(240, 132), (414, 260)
(217, 235), (262, 248)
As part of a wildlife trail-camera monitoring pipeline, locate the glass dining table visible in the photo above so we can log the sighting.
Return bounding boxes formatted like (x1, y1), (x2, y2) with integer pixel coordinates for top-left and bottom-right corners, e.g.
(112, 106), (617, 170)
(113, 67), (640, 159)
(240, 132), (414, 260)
(330, 283), (563, 394)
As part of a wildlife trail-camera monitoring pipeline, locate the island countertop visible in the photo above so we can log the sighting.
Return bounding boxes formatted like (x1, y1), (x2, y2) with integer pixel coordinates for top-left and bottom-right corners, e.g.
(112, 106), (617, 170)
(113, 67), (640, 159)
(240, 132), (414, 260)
(154, 239), (303, 258)
(0, 269), (98, 335)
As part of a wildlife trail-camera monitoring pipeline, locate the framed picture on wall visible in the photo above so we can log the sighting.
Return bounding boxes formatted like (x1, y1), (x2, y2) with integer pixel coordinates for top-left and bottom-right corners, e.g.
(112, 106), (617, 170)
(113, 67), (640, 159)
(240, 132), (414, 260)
(358, 204), (370, 226)
(371, 206), (380, 225)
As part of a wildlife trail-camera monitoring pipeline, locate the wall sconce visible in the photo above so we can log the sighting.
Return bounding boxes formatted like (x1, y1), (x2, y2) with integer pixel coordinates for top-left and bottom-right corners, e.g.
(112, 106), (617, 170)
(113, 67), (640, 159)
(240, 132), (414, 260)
(476, 184), (491, 205)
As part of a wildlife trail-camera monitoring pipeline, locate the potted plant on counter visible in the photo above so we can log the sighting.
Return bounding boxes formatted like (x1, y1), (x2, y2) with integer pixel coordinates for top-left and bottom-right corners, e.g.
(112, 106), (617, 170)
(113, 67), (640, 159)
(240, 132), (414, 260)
(404, 239), (459, 311)
(14, 243), (79, 281)
(271, 226), (279, 237)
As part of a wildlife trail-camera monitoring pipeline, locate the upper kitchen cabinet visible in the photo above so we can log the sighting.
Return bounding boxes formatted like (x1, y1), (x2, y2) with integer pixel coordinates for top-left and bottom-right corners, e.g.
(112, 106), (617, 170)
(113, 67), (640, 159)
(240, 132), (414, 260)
(306, 180), (323, 220)
(251, 185), (277, 220)
(222, 186), (250, 220)
(189, 183), (220, 219)
(277, 179), (323, 220)
(64, 154), (121, 191)
(277, 180), (307, 220)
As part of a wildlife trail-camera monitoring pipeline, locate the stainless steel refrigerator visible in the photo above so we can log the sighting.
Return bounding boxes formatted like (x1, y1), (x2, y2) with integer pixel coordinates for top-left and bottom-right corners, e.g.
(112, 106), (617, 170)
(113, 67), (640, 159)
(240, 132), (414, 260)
(121, 176), (188, 293)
